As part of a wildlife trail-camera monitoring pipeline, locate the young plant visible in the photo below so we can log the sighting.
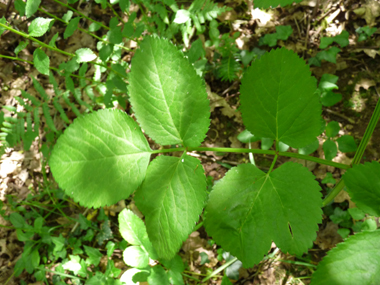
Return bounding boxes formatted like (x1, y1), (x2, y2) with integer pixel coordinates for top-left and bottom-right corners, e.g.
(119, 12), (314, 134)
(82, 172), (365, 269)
(49, 36), (380, 283)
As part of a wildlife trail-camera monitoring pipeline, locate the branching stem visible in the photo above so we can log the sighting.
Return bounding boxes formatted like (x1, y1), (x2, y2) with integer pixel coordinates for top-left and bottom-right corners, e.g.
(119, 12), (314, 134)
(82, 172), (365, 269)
(151, 147), (350, 169)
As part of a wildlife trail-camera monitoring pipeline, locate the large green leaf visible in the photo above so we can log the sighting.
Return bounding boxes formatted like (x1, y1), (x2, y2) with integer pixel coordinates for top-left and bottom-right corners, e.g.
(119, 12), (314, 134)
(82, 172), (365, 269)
(134, 154), (207, 260)
(254, 0), (302, 9)
(204, 162), (322, 267)
(343, 162), (380, 216)
(129, 36), (210, 147)
(49, 110), (151, 208)
(240, 48), (321, 149)
(311, 230), (380, 284)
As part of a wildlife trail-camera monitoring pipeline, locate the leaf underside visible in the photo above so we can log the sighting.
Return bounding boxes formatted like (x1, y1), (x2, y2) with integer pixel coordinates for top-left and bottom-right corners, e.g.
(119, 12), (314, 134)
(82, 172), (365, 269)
(311, 230), (380, 284)
(343, 161), (380, 216)
(205, 162), (322, 267)
(240, 48), (321, 149)
(129, 36), (210, 147)
(134, 155), (207, 260)
(49, 109), (151, 208)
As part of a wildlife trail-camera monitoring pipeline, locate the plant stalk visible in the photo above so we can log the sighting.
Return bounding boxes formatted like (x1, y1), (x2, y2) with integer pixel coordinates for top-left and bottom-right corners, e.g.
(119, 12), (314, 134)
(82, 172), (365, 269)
(150, 147), (350, 169)
(323, 89), (380, 205)
(202, 257), (238, 282)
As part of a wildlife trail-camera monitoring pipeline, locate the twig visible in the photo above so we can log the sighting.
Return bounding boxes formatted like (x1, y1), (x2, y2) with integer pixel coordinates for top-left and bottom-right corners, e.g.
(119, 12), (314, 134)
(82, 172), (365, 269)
(325, 108), (356, 124)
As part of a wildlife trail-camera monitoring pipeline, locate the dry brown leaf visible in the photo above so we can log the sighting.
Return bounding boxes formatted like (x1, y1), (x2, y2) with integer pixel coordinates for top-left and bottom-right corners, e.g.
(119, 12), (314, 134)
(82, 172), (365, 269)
(314, 221), (343, 250)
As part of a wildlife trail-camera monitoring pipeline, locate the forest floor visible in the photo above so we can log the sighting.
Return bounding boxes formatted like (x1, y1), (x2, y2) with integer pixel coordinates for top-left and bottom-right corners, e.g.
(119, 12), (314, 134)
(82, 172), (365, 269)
(1, 0), (380, 284)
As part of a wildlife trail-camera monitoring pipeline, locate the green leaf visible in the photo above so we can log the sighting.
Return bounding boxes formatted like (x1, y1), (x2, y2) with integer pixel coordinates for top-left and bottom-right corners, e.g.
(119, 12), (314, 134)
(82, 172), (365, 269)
(62, 10), (73, 23)
(14, 0), (25, 16)
(325, 121), (340, 138)
(49, 109), (151, 208)
(76, 48), (97, 63)
(25, 0), (41, 18)
(347, 207), (365, 220)
(147, 265), (170, 285)
(15, 41), (29, 56)
(322, 172), (336, 185)
(204, 162), (322, 267)
(362, 219), (377, 231)
(316, 47), (341, 63)
(106, 241), (116, 257)
(84, 245), (102, 266)
(200, 252), (210, 265)
(33, 48), (50, 75)
(0, 17), (7, 36)
(119, 0), (130, 12)
(253, 0), (302, 9)
(343, 162), (380, 216)
(319, 31), (349, 49)
(276, 25), (293, 40)
(187, 38), (205, 64)
(10, 212), (27, 228)
(174, 9), (191, 24)
(64, 17), (80, 39)
(134, 155), (207, 260)
(108, 26), (123, 44)
(298, 138), (319, 155)
(240, 48), (321, 149)
(261, 33), (278, 47)
(118, 209), (153, 251)
(49, 33), (59, 47)
(120, 268), (141, 285)
(320, 90), (342, 107)
(89, 22), (101, 32)
(129, 36), (210, 147)
(337, 135), (357, 152)
(237, 129), (261, 143)
(323, 139), (337, 160)
(123, 246), (149, 268)
(311, 230), (380, 284)
(28, 17), (54, 37)
(221, 275), (233, 285)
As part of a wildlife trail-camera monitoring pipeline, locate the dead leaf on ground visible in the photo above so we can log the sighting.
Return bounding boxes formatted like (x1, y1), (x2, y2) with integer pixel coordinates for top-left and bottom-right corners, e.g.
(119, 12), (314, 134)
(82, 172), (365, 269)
(314, 221), (343, 250)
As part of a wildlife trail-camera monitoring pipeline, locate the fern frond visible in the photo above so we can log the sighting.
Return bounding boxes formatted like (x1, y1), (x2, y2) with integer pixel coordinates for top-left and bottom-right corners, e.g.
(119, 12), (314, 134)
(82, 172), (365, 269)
(216, 53), (242, 82)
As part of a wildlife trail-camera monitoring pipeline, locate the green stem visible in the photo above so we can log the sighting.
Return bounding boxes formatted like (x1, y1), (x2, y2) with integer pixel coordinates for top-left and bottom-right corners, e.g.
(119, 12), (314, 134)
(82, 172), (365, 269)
(322, 170), (349, 206)
(0, 54), (98, 83)
(202, 257), (238, 282)
(0, 22), (74, 57)
(151, 147), (349, 169)
(107, 2), (125, 23)
(182, 273), (200, 281)
(0, 22), (127, 79)
(323, 89), (380, 205)
(268, 154), (278, 174)
(41, 268), (86, 280)
(51, 0), (109, 30)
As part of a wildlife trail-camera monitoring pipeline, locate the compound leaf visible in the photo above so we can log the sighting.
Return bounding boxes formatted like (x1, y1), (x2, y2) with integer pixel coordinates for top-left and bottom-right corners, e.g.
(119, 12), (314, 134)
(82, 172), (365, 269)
(343, 162), (380, 216)
(129, 36), (210, 147)
(254, 0), (302, 9)
(240, 48), (321, 149)
(134, 154), (207, 260)
(204, 162), (322, 267)
(311, 230), (380, 284)
(49, 109), (151, 208)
